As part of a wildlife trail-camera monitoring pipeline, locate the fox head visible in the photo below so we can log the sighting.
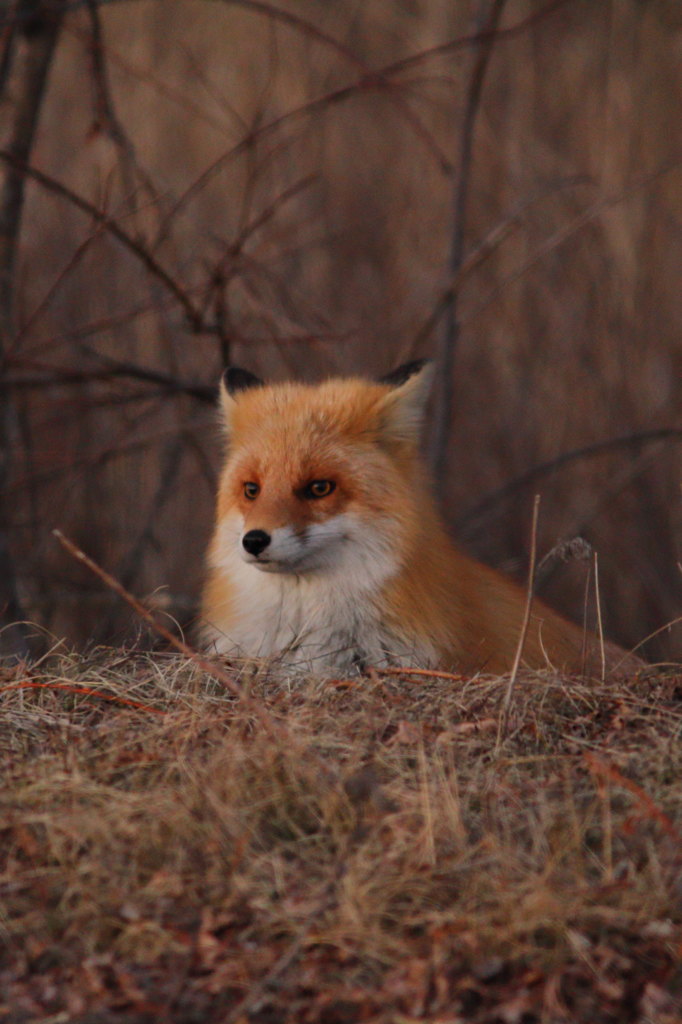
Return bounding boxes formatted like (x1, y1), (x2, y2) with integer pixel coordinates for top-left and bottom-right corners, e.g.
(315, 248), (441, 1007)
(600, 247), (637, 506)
(210, 360), (434, 583)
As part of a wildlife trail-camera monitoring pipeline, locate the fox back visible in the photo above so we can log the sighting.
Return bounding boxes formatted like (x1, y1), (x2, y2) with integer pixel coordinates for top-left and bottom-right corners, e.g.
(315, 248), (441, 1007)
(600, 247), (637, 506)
(201, 362), (631, 675)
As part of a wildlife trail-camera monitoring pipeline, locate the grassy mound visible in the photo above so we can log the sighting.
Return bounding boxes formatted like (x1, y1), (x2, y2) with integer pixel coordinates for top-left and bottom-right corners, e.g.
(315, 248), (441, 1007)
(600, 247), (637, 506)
(1, 650), (681, 1022)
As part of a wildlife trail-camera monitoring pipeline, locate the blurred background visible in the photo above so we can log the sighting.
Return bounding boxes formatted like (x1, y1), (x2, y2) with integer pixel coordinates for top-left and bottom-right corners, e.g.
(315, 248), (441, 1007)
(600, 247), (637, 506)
(0, 0), (680, 660)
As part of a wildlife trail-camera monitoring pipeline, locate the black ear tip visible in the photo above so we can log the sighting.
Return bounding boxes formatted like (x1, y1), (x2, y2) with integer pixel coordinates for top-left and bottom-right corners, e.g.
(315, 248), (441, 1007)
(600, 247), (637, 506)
(223, 367), (265, 396)
(378, 359), (431, 388)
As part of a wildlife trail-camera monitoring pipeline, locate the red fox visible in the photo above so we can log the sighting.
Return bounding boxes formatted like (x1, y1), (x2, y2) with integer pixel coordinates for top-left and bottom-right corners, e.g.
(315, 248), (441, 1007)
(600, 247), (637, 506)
(201, 361), (634, 675)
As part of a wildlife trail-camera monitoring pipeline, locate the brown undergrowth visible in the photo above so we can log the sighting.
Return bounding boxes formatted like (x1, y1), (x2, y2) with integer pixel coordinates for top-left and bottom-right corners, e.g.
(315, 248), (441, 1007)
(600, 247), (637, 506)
(1, 649), (681, 1022)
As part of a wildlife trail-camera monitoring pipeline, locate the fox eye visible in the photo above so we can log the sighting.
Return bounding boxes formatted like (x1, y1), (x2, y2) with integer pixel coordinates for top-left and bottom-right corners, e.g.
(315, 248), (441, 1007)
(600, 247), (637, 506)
(243, 482), (260, 500)
(304, 480), (335, 499)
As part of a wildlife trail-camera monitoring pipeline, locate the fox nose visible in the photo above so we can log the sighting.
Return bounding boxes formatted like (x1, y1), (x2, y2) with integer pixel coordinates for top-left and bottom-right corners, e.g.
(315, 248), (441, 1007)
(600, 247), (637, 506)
(242, 529), (271, 556)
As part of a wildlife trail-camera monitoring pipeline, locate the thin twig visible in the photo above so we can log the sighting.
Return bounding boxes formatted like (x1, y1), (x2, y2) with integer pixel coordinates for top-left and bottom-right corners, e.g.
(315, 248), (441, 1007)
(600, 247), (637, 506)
(580, 554), (593, 677)
(1, 677), (166, 714)
(231, 172), (318, 254)
(374, 666), (468, 683)
(618, 615), (682, 668)
(497, 494), (540, 748)
(52, 529), (287, 741)
(593, 552), (606, 683)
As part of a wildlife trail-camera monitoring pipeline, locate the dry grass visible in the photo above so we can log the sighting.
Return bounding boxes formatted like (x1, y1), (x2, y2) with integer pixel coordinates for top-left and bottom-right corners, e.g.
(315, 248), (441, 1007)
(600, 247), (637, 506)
(2, 648), (681, 1022)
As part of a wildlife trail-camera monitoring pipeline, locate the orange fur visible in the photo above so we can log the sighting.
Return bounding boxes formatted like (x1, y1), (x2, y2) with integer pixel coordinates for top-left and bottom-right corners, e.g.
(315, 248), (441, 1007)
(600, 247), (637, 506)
(201, 364), (636, 675)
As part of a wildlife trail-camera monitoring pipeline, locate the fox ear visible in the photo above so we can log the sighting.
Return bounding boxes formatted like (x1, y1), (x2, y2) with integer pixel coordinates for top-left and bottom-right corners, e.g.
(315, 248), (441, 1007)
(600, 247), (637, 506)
(378, 359), (431, 389)
(377, 359), (434, 444)
(222, 367), (264, 396)
(219, 367), (264, 430)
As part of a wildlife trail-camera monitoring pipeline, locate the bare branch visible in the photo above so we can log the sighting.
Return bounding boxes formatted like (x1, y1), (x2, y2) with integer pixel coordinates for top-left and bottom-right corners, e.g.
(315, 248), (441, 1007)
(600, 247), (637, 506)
(0, 149), (207, 331)
(211, 0), (453, 174)
(94, 432), (188, 640)
(0, 360), (217, 402)
(458, 429), (682, 538)
(158, 0), (571, 237)
(463, 159), (682, 327)
(376, 0), (573, 80)
(429, 0), (507, 484)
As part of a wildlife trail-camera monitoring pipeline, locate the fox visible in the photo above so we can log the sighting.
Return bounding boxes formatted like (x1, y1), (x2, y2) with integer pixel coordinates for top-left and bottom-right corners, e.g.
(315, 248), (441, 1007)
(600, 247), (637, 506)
(201, 360), (636, 675)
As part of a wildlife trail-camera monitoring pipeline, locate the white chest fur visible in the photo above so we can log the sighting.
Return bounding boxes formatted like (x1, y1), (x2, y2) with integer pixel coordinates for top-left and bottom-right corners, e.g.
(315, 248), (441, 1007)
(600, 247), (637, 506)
(204, 515), (437, 673)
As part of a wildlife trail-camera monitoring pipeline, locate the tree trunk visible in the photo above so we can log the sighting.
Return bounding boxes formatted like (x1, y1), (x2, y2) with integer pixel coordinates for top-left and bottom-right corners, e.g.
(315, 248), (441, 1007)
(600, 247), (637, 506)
(0, 0), (65, 658)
